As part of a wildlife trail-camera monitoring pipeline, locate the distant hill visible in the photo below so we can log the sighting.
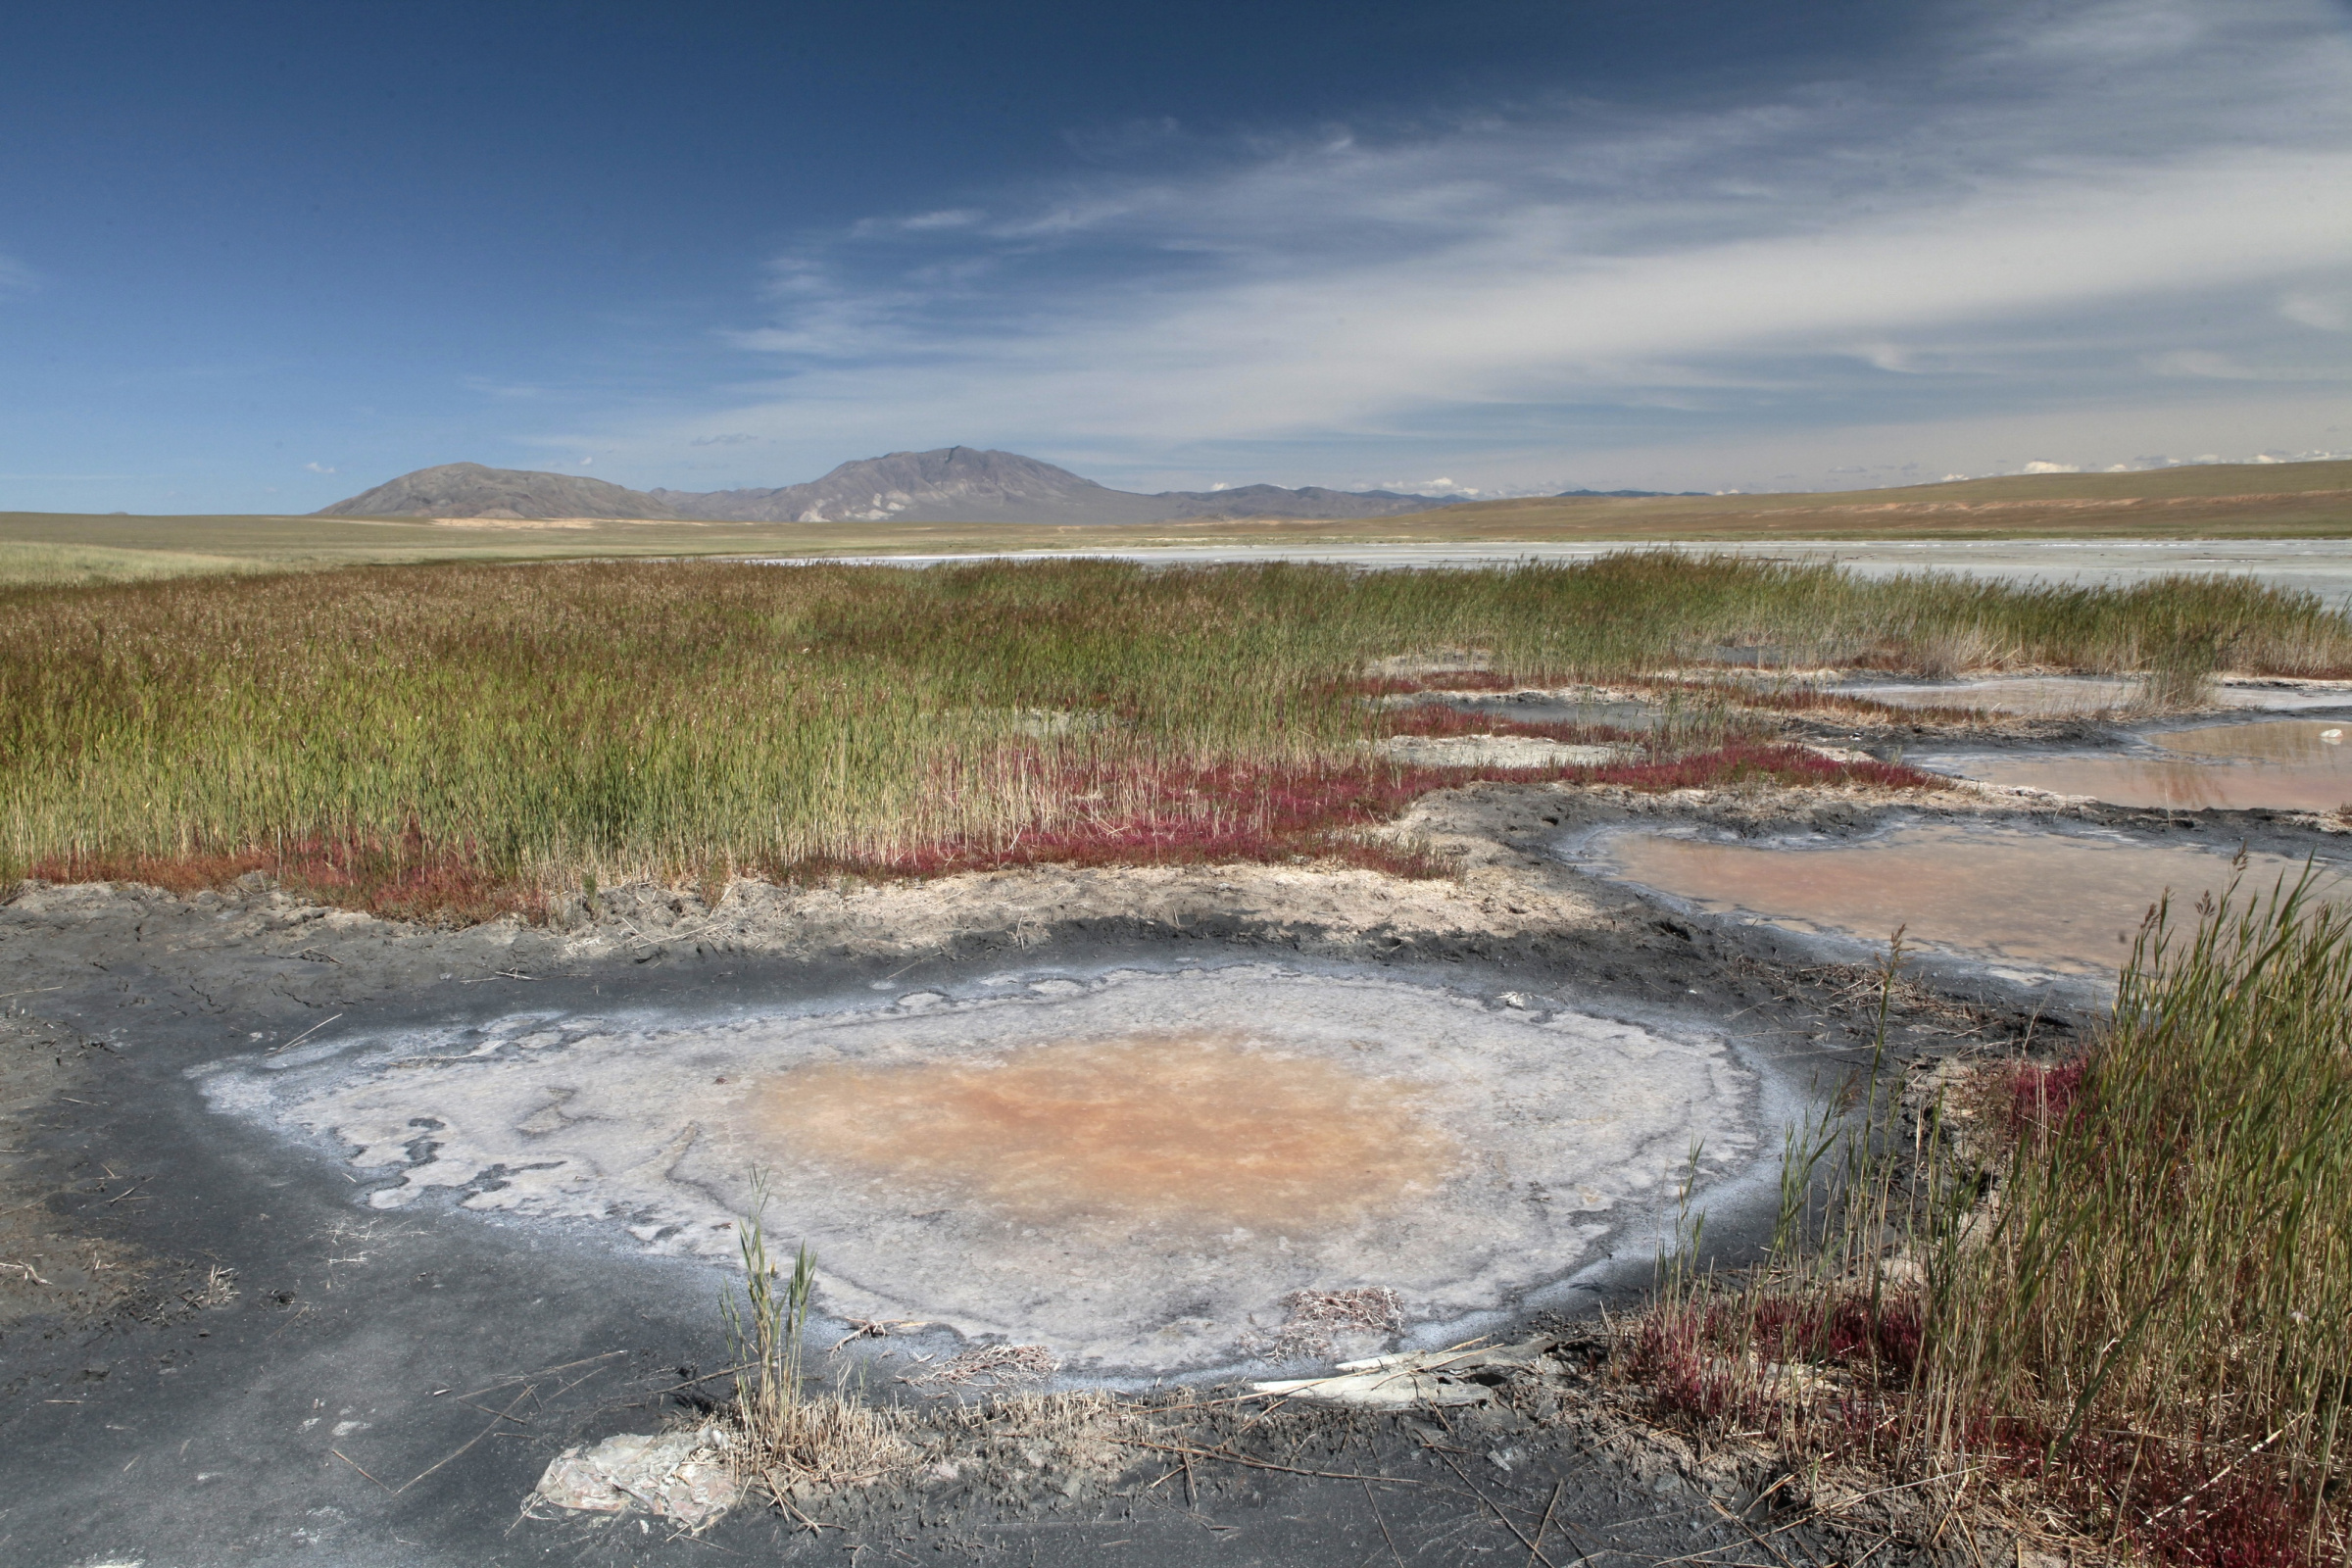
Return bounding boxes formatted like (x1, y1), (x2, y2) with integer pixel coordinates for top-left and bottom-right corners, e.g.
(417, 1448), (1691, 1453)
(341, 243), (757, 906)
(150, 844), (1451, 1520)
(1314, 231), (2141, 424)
(316, 463), (681, 521)
(649, 448), (1168, 523)
(319, 447), (1475, 524)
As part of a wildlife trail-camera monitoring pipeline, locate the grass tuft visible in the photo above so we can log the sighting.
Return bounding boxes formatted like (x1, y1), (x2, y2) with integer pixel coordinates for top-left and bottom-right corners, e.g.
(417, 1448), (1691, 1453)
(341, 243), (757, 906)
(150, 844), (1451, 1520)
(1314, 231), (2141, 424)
(1629, 874), (2352, 1566)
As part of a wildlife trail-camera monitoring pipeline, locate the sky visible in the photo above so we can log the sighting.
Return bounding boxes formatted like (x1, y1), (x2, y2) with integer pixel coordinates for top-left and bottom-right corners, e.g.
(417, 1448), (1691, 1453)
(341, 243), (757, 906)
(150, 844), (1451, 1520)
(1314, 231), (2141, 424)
(3, 0), (2350, 514)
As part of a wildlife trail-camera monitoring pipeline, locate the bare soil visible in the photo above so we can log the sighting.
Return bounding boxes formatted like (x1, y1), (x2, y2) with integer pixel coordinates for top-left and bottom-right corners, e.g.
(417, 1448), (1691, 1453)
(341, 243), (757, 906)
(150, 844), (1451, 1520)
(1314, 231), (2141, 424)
(3, 773), (2327, 1566)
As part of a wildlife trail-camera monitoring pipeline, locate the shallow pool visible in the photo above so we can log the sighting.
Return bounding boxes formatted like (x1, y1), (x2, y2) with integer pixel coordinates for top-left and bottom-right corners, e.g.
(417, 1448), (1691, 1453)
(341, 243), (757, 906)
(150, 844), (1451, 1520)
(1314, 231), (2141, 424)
(1579, 820), (2339, 975)
(1925, 718), (2352, 811)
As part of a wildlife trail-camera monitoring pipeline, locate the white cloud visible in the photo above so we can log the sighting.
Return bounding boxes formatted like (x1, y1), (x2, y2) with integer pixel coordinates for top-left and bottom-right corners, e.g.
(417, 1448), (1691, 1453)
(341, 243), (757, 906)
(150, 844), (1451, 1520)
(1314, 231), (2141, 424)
(564, 0), (2352, 493)
(2022, 461), (2082, 473)
(304, 462), (336, 474)
(885, 209), (986, 233)
(2283, 291), (2349, 329)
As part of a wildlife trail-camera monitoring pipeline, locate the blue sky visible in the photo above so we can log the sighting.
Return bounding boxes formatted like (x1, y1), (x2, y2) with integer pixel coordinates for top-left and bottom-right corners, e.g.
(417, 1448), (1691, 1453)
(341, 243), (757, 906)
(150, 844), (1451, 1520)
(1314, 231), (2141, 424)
(4, 0), (2350, 513)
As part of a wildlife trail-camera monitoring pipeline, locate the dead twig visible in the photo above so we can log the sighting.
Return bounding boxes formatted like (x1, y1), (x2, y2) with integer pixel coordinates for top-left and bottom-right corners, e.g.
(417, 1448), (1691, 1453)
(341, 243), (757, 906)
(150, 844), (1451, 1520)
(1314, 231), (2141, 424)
(267, 1012), (344, 1054)
(103, 1175), (153, 1205)
(1439, 1453), (1558, 1568)
(397, 1386), (535, 1494)
(2142, 1425), (2291, 1528)
(331, 1446), (392, 1491)
(455, 1348), (629, 1401)
(1527, 1480), (1564, 1568)
(1366, 1476), (1405, 1565)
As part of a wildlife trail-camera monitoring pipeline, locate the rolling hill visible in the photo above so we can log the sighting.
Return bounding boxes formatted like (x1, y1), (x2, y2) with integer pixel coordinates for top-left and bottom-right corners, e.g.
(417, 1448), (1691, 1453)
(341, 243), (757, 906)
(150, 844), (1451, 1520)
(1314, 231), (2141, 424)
(320, 447), (1480, 524)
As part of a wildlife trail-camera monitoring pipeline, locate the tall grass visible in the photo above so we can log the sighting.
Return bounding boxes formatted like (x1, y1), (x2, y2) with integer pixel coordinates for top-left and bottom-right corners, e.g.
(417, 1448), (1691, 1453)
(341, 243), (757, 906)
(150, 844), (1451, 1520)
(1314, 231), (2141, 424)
(719, 1190), (912, 1507)
(3, 554), (2344, 912)
(1639, 880), (2352, 1565)
(1916, 871), (2352, 1563)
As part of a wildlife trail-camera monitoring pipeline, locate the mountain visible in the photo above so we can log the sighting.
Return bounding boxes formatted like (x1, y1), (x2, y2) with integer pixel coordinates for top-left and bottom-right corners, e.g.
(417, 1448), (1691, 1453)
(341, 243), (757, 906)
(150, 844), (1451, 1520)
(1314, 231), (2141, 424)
(649, 447), (1165, 523)
(318, 447), (1468, 524)
(1147, 483), (1461, 520)
(315, 463), (682, 520)
(651, 447), (1465, 523)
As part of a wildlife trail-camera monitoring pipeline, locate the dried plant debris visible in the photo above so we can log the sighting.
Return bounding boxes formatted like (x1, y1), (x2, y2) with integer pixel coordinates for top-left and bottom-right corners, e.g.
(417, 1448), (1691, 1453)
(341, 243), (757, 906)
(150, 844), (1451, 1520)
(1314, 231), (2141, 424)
(905, 1342), (1059, 1392)
(1265, 1285), (1404, 1357)
(1252, 1338), (1552, 1407)
(606, 1331), (2085, 1565)
(829, 1315), (929, 1352)
(728, 1395), (919, 1512)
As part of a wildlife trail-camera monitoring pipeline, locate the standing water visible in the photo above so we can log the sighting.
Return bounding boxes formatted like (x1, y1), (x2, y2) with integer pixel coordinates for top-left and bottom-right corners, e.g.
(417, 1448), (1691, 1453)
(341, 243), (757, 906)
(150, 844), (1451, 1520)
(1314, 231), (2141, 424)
(1579, 820), (2342, 975)
(1923, 718), (2352, 812)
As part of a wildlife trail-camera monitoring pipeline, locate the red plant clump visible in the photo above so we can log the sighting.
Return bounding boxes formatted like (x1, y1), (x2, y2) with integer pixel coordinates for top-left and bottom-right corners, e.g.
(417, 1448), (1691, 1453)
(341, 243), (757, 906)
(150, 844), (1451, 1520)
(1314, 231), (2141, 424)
(17, 744), (1935, 922)
(2003, 1055), (2089, 1138)
(1746, 1291), (1926, 1378)
(785, 744), (1939, 883)
(1625, 1290), (1927, 1434)
(27, 827), (545, 927)
(1590, 741), (1940, 793)
(1626, 1277), (2335, 1568)
(1998, 1429), (2328, 1568)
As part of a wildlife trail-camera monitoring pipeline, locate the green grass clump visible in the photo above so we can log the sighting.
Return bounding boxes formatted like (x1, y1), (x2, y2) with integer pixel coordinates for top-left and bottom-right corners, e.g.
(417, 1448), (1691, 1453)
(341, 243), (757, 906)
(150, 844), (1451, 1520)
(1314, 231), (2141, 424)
(2, 554), (2345, 912)
(1634, 882), (2352, 1565)
(1917, 871), (2352, 1562)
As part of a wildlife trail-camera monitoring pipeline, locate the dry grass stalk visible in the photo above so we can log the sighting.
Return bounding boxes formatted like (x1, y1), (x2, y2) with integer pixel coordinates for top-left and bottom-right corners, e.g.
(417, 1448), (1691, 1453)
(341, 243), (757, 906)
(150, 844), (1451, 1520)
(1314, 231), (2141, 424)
(906, 1343), (1059, 1391)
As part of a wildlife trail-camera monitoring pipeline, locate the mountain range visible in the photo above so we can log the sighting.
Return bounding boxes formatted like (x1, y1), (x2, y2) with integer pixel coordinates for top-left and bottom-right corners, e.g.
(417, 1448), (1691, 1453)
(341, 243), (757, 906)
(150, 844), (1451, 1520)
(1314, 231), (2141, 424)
(318, 447), (1685, 525)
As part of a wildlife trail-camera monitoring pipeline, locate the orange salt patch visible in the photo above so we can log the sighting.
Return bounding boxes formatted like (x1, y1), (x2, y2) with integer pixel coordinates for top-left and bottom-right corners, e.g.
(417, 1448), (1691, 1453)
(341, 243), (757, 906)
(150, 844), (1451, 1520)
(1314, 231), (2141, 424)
(740, 1033), (1457, 1230)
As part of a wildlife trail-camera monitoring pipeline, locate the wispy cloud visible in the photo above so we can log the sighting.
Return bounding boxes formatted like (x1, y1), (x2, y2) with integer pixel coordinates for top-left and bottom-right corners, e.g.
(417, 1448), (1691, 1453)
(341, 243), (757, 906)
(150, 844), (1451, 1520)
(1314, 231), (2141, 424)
(581, 0), (2352, 492)
(0, 250), (39, 299)
(304, 461), (336, 474)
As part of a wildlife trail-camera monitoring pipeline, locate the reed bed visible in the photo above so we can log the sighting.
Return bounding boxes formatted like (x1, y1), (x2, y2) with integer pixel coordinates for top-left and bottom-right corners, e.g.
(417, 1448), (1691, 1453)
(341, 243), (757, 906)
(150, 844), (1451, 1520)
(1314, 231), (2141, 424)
(1637, 877), (2352, 1566)
(3, 553), (2345, 915)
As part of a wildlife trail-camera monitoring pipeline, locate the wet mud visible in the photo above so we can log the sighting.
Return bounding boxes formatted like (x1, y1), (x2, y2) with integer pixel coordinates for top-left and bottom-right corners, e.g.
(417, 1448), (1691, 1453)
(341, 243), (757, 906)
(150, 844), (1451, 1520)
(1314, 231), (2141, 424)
(749, 1032), (1456, 1231)
(7, 756), (2341, 1565)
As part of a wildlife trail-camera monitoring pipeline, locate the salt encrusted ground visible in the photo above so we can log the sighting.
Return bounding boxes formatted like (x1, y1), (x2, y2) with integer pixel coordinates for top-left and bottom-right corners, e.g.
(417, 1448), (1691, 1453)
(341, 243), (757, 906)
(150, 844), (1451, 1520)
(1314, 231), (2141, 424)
(201, 966), (1760, 1372)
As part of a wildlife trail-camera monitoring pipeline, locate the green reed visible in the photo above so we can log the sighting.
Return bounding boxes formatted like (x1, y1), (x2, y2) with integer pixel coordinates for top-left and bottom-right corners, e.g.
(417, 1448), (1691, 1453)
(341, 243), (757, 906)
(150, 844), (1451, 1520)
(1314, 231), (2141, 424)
(3, 553), (2345, 893)
(1917, 869), (2352, 1554)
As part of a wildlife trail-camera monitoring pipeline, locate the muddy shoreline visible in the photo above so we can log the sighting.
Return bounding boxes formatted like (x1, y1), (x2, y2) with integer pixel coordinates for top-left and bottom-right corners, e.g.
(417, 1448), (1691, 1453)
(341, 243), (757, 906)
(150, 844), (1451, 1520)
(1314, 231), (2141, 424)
(7, 777), (2341, 1565)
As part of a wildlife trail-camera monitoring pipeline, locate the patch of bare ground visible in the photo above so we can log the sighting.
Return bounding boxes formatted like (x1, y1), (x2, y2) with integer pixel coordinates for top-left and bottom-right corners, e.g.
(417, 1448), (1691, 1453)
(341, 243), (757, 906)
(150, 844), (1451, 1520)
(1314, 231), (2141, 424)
(690, 1337), (2099, 1566)
(0, 1005), (232, 1341)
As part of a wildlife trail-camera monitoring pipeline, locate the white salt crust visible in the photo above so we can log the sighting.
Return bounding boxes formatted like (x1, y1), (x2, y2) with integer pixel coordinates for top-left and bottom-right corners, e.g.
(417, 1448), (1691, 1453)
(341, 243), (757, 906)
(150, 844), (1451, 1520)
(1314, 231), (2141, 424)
(200, 966), (1759, 1371)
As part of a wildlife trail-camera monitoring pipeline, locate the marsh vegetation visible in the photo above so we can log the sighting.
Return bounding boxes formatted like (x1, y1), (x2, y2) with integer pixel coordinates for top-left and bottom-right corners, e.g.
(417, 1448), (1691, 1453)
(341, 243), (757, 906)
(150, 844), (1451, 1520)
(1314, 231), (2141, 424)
(4, 554), (2346, 917)
(1636, 876), (2352, 1565)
